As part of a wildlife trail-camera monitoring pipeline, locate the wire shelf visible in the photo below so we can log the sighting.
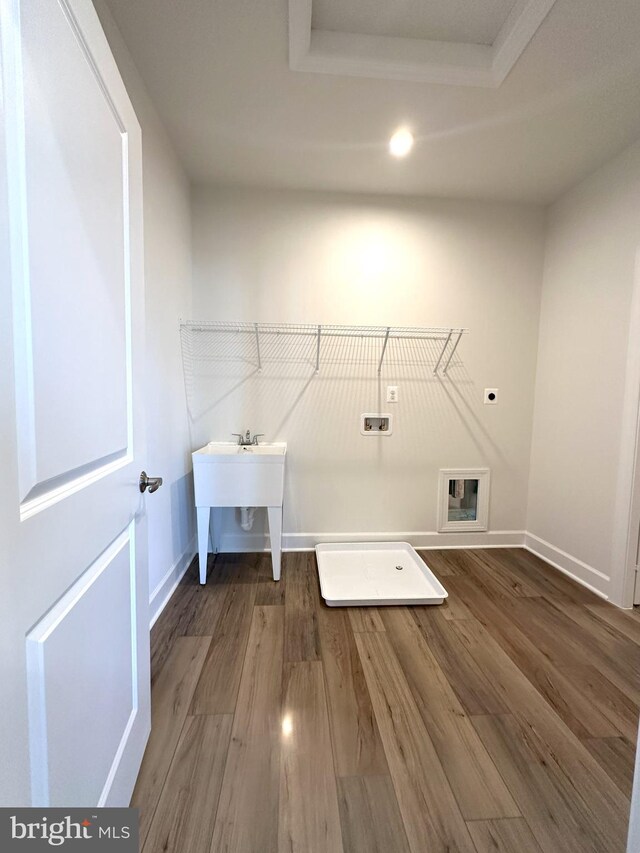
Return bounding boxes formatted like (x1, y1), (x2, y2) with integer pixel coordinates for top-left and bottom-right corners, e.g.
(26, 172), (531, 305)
(180, 320), (468, 375)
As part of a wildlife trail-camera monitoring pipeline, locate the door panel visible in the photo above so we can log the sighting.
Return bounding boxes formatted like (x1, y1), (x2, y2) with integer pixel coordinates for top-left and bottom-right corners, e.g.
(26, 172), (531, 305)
(26, 525), (137, 807)
(16, 0), (130, 503)
(0, 0), (149, 807)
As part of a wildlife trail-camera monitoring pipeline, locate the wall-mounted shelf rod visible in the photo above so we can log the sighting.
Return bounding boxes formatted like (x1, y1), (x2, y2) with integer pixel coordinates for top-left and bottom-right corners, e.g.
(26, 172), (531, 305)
(378, 327), (391, 374)
(184, 323), (465, 339)
(443, 331), (463, 374)
(315, 325), (321, 374)
(254, 322), (262, 372)
(433, 331), (452, 375)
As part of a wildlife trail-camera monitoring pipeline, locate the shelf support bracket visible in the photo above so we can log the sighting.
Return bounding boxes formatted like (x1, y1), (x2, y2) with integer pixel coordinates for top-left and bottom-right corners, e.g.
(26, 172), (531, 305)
(315, 325), (321, 373)
(254, 323), (262, 372)
(434, 331), (453, 374)
(378, 327), (391, 374)
(443, 331), (463, 375)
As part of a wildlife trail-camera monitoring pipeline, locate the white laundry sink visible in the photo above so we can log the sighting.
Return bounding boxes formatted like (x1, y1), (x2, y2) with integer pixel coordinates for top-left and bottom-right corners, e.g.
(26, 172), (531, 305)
(192, 441), (287, 583)
(195, 442), (286, 456)
(193, 441), (286, 507)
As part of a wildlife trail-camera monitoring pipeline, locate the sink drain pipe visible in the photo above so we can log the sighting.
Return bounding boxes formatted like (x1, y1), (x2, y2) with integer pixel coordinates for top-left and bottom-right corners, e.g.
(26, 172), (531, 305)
(240, 506), (256, 531)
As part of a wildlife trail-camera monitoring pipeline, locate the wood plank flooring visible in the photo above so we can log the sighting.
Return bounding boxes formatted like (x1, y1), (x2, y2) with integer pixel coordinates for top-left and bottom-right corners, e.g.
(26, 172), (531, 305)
(136, 548), (639, 852)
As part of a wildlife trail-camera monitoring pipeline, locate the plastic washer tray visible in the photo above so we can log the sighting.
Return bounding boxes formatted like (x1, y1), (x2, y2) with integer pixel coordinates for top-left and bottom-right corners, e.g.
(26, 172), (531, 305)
(315, 542), (448, 606)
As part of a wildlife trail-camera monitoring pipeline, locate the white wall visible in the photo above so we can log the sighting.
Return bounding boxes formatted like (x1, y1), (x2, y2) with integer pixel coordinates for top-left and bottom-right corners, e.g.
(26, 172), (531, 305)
(527, 139), (640, 602)
(95, 2), (195, 620)
(191, 187), (546, 549)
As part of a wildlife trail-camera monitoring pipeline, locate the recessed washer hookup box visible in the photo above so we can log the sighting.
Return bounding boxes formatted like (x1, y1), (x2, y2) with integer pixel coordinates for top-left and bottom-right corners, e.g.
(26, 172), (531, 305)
(315, 542), (448, 606)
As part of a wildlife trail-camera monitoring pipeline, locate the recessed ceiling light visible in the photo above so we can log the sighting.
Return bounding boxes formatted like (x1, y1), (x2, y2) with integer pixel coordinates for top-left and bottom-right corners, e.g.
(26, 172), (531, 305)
(389, 128), (413, 158)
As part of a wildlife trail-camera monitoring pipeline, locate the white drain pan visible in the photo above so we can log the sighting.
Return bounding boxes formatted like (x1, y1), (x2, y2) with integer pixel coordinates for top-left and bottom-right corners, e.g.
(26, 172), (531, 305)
(315, 542), (448, 606)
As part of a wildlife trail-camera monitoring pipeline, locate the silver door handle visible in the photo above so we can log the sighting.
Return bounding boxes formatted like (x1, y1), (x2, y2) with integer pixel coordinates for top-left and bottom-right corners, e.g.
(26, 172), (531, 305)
(139, 471), (163, 494)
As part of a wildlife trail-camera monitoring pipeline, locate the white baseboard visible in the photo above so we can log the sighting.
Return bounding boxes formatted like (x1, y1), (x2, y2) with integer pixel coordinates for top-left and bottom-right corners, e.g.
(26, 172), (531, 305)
(149, 536), (196, 628)
(219, 529), (525, 552)
(415, 531), (525, 550)
(216, 528), (613, 602)
(523, 532), (609, 600)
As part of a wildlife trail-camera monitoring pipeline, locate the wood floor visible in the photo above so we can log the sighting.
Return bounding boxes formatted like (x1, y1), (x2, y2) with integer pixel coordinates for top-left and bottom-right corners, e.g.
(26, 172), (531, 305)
(134, 548), (640, 853)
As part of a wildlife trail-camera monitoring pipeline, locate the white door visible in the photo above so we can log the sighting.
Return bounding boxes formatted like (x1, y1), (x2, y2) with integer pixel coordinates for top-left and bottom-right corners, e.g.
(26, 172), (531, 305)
(628, 424), (640, 606)
(634, 522), (640, 605)
(0, 0), (150, 806)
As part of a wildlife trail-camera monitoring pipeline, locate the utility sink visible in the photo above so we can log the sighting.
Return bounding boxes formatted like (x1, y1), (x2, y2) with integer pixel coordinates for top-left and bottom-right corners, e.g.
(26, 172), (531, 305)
(195, 442), (286, 457)
(193, 441), (286, 506)
(192, 441), (287, 583)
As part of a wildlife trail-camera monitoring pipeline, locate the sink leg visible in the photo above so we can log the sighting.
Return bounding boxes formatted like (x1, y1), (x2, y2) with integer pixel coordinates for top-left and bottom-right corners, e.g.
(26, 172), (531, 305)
(211, 507), (223, 555)
(267, 505), (283, 581)
(196, 506), (211, 584)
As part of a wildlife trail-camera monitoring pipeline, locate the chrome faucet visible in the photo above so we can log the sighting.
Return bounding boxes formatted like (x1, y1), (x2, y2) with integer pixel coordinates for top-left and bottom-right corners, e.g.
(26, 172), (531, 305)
(232, 430), (264, 446)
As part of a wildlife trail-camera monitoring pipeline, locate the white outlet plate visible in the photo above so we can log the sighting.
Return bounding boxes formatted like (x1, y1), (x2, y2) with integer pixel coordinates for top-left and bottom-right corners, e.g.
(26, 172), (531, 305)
(386, 385), (398, 403)
(484, 388), (499, 405)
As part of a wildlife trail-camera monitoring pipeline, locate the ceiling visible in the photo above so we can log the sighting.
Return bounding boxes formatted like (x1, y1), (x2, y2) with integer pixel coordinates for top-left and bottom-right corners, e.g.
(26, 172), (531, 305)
(290, 0), (557, 87)
(104, 0), (640, 203)
(311, 0), (517, 46)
